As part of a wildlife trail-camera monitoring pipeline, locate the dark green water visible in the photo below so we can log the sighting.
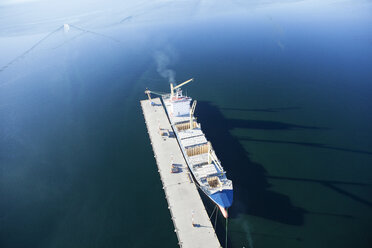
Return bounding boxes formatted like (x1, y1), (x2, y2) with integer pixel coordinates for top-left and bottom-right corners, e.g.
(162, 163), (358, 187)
(1, 1), (371, 247)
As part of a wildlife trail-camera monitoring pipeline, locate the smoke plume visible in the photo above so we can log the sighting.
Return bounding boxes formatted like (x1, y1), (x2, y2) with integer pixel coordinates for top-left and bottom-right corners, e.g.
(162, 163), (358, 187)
(154, 51), (176, 84)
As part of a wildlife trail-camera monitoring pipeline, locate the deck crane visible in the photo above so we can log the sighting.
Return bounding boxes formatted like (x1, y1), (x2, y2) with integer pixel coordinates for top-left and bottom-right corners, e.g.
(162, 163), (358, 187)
(144, 88), (153, 105)
(170, 78), (194, 99)
(144, 89), (168, 97)
(145, 77), (194, 106)
(207, 144), (224, 174)
(144, 89), (169, 105)
(190, 100), (197, 130)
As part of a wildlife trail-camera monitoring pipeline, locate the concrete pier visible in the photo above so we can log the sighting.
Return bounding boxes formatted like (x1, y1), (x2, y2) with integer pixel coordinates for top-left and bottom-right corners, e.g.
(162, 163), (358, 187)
(141, 98), (221, 248)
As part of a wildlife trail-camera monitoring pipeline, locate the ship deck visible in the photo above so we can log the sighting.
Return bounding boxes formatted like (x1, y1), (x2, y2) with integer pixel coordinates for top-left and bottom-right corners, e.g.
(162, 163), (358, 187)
(141, 98), (221, 248)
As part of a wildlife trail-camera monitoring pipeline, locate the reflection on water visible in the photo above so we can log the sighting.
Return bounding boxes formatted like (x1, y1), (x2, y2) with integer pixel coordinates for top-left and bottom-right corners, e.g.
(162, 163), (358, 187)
(1, 1), (372, 248)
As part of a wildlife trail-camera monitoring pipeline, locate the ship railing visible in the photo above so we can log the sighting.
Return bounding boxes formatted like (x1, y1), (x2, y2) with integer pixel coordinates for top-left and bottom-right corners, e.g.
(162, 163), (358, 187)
(221, 180), (233, 188)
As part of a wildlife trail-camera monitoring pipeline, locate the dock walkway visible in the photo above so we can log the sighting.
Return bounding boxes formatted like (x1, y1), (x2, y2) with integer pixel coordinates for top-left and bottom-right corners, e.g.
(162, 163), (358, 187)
(141, 98), (221, 248)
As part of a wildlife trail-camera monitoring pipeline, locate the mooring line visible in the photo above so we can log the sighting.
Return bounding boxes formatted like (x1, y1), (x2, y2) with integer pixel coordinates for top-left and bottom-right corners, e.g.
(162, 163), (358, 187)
(225, 217), (228, 248)
(214, 208), (218, 231)
(209, 205), (217, 220)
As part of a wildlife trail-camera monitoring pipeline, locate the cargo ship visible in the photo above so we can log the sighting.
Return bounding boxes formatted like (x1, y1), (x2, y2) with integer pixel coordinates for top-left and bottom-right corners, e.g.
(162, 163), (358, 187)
(145, 78), (233, 218)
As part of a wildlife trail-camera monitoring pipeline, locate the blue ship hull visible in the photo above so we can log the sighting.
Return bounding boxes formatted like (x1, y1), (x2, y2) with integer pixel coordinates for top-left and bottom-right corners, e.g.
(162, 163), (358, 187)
(208, 189), (233, 208)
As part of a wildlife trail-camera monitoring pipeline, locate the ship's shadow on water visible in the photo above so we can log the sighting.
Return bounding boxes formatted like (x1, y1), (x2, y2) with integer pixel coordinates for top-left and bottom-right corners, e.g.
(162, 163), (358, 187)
(196, 101), (307, 225)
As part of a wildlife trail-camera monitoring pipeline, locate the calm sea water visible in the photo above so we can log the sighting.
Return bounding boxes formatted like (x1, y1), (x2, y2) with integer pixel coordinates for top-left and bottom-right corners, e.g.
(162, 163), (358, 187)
(1, 1), (371, 247)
